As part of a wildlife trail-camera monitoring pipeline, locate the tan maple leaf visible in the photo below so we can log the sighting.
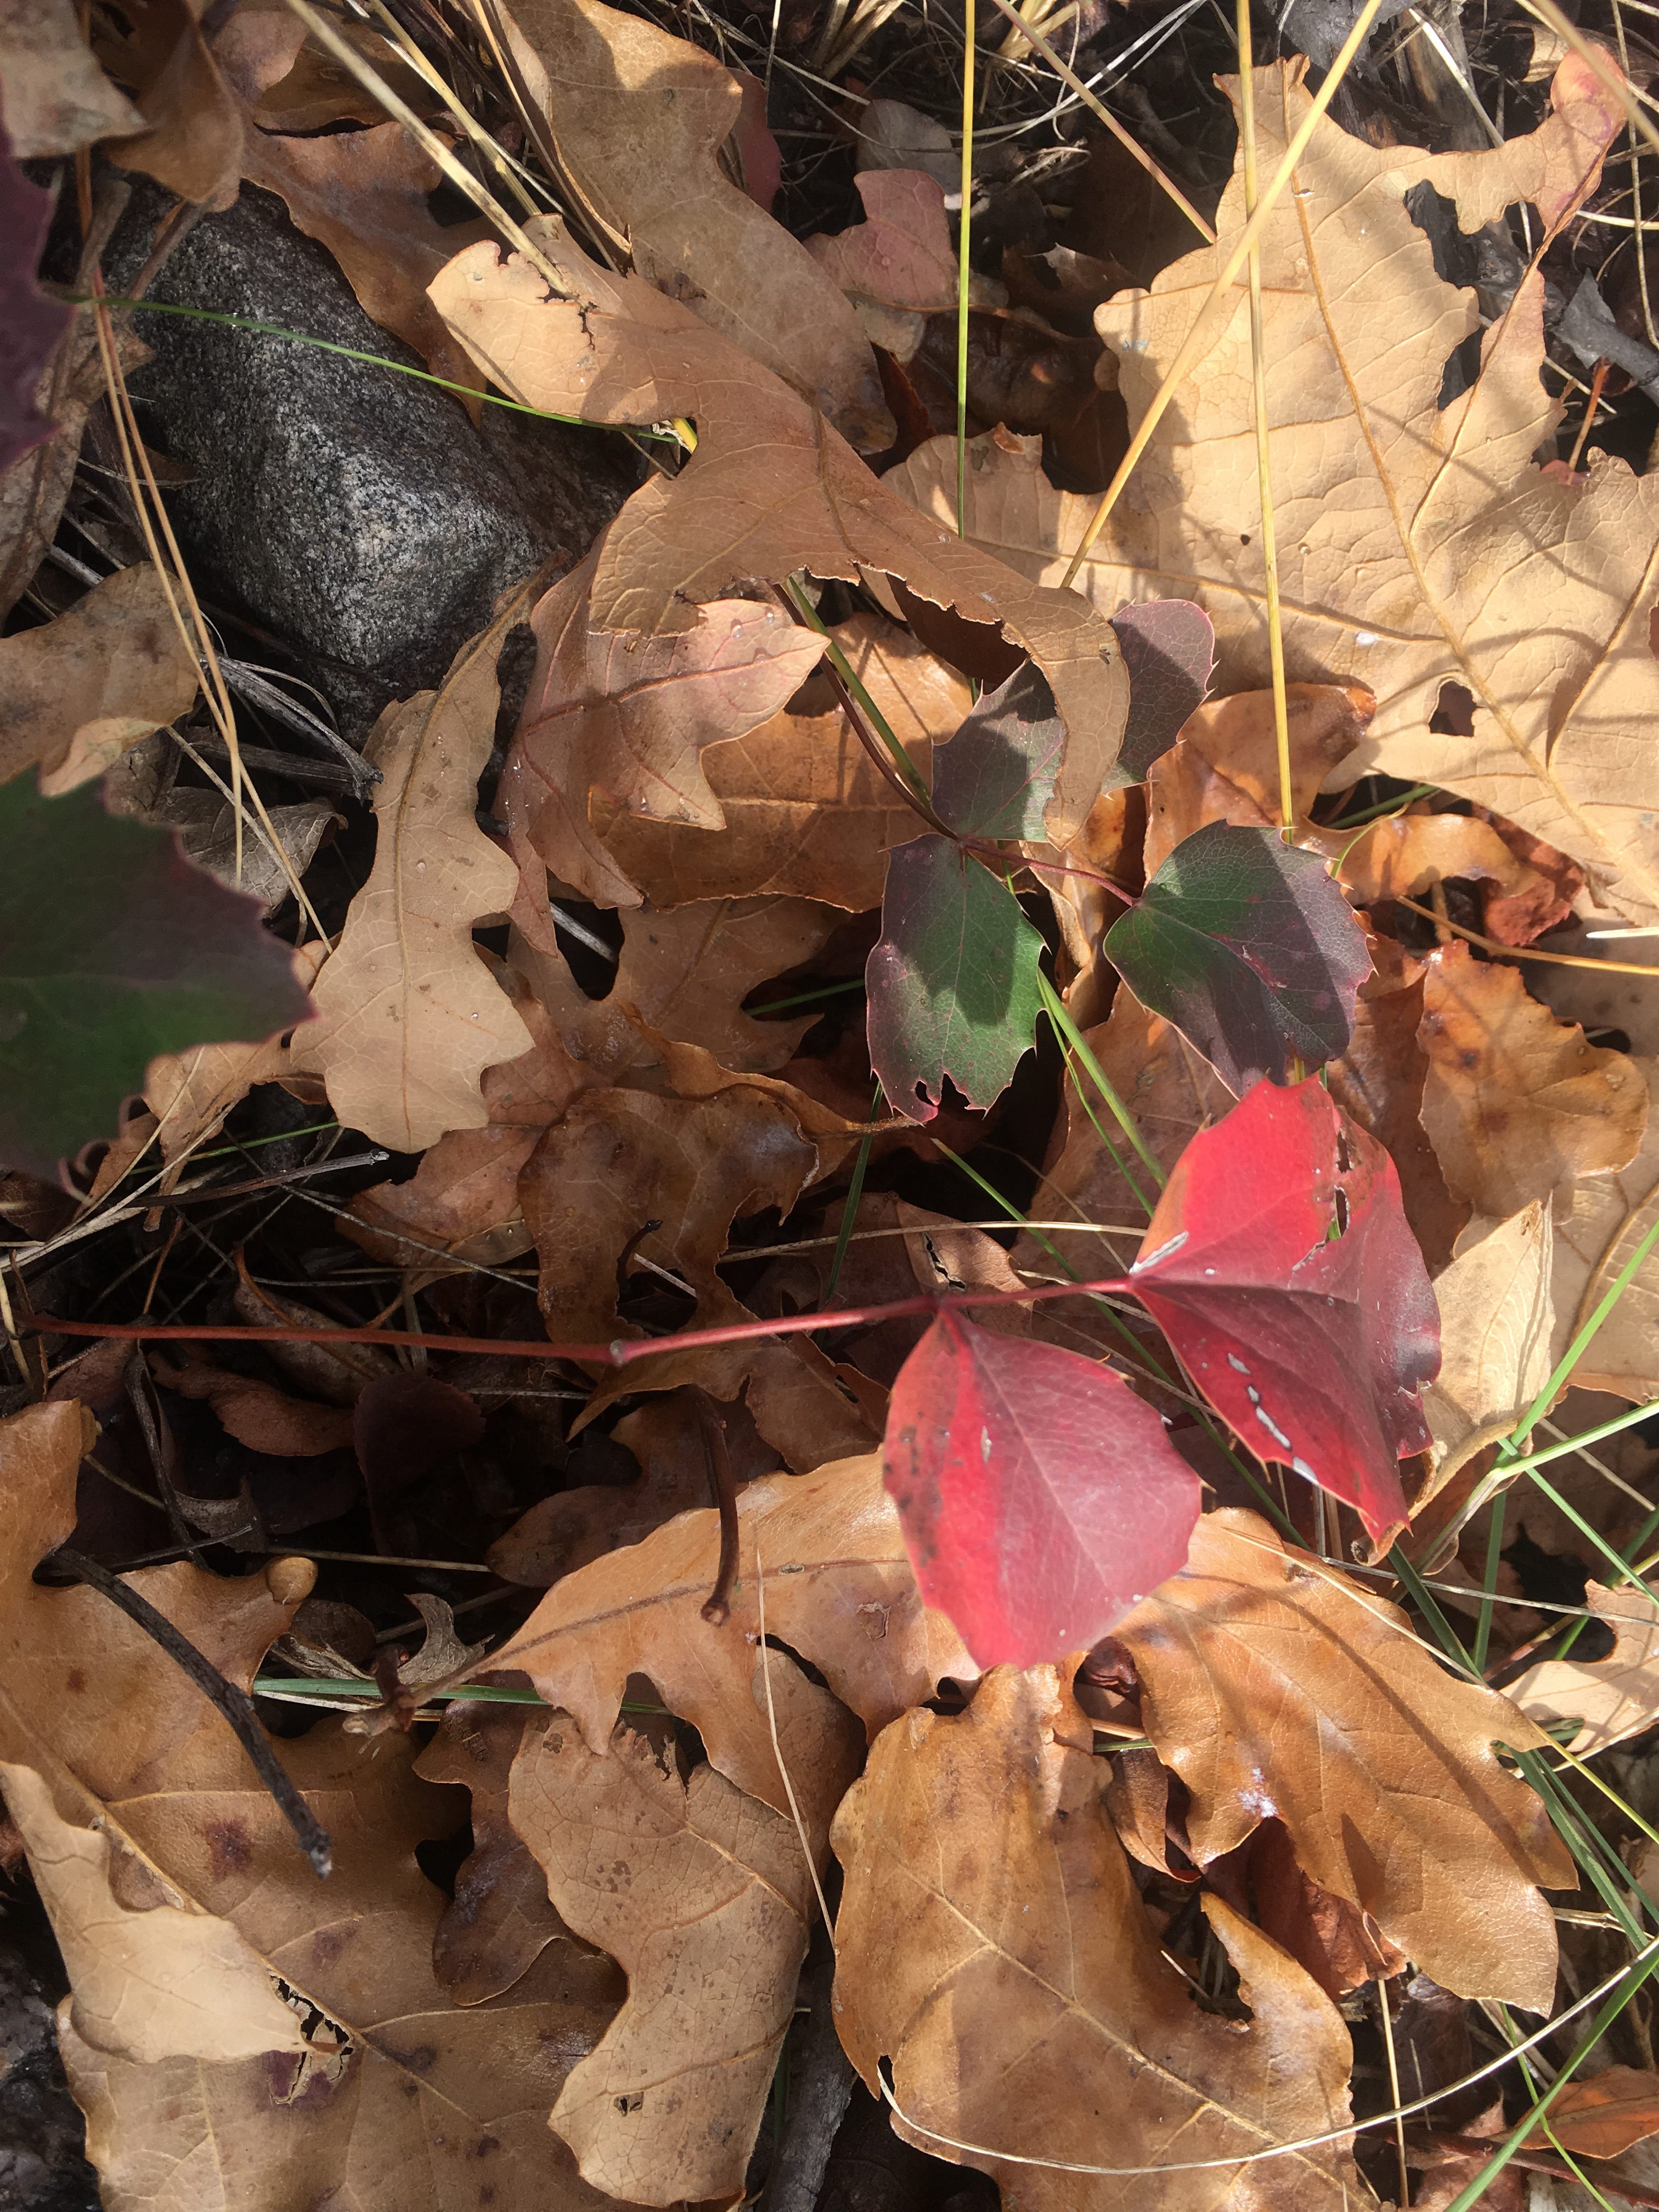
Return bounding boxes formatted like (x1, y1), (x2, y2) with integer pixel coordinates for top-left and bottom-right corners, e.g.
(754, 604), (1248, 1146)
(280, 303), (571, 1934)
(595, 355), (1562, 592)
(887, 57), (1659, 915)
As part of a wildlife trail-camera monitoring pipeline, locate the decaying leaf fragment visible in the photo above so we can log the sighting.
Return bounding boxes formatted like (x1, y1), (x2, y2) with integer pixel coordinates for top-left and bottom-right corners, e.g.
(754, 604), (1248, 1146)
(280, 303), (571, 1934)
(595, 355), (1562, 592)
(1417, 1203), (1555, 1506)
(832, 1665), (1365, 2212)
(427, 215), (1126, 844)
(1113, 1510), (1572, 2008)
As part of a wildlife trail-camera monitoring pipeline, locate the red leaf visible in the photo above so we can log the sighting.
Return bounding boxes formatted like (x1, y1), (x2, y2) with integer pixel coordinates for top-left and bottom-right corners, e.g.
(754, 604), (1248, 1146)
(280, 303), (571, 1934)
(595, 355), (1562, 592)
(1128, 1077), (1440, 1544)
(882, 1312), (1201, 1667)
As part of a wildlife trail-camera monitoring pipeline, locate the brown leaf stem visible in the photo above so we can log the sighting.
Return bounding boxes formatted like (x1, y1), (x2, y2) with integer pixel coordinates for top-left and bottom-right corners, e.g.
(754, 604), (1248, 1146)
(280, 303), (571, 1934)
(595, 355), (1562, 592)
(46, 1545), (332, 1878)
(693, 1392), (740, 1626)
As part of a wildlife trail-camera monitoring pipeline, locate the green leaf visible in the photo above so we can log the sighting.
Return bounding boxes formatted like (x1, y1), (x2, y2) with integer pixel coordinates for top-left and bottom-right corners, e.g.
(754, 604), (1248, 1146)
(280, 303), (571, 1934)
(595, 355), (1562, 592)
(1103, 821), (1369, 1091)
(866, 834), (1043, 1122)
(0, 778), (313, 1177)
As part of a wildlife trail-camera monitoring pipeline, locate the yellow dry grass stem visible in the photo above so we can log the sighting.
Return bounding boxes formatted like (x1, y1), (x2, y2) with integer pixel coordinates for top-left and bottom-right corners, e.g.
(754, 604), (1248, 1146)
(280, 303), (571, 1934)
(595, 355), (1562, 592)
(1396, 894), (1659, 975)
(1232, 10), (1294, 839)
(957, 0), (977, 536)
(1061, 0), (1392, 588)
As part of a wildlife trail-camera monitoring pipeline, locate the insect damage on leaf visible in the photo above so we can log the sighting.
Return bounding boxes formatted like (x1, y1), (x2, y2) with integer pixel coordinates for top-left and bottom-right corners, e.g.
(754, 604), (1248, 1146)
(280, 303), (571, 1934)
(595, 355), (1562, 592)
(1129, 1075), (1440, 1543)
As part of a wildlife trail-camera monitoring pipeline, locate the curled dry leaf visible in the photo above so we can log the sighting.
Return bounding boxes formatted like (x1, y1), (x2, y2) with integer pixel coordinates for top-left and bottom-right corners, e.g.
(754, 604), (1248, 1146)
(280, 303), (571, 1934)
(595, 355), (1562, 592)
(1508, 1581), (1659, 1756)
(473, 1454), (977, 1829)
(150, 1350), (356, 1458)
(1549, 1056), (1659, 1397)
(831, 1664), (1365, 2212)
(427, 215), (1126, 843)
(98, 0), (244, 209)
(1336, 810), (1569, 938)
(1416, 1203), (1555, 1511)
(597, 613), (967, 909)
(289, 595), (538, 1153)
(1113, 1509), (1572, 2007)
(498, 0), (891, 447)
(501, 551), (827, 910)
(0, 565), (199, 791)
(511, 1707), (850, 2204)
(1418, 941), (1649, 1221)
(805, 167), (960, 363)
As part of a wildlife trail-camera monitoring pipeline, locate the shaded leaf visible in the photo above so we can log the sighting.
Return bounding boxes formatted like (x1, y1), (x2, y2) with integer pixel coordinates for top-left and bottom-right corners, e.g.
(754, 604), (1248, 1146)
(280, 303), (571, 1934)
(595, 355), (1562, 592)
(1418, 940), (1649, 1221)
(882, 1311), (1200, 1667)
(150, 1350), (355, 1458)
(831, 1664), (1365, 2212)
(1548, 1056), (1659, 1398)
(1104, 821), (1370, 1092)
(866, 836), (1044, 1122)
(428, 218), (1127, 843)
(98, 0), (244, 208)
(1520, 2066), (1659, 2158)
(1128, 1074), (1440, 1542)
(1113, 1509), (1572, 2008)
(0, 565), (200, 791)
(1417, 1204), (1555, 1511)
(498, 0), (890, 445)
(475, 1454), (976, 1827)
(512, 1705), (851, 2204)
(930, 660), (1063, 840)
(1109, 600), (1214, 780)
(0, 0), (145, 157)
(1, 103), (74, 476)
(0, 779), (312, 1180)
(805, 167), (959, 363)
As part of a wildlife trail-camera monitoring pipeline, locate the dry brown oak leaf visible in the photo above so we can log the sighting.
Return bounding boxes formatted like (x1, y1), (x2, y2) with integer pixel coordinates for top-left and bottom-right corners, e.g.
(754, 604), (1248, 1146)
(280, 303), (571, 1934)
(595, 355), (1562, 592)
(98, 0), (244, 208)
(1418, 941), (1649, 1221)
(0, 1404), (631, 2211)
(1111, 1509), (1572, 2009)
(288, 586), (541, 1153)
(427, 213), (1126, 845)
(472, 1452), (975, 1836)
(1548, 1054), (1659, 1397)
(501, 547), (830, 910)
(418, 1702), (585, 2007)
(887, 55), (1659, 916)
(0, 563), (199, 792)
(0, 0), (145, 157)
(510, 1709), (845, 2205)
(831, 1664), (1367, 2212)
(804, 167), (961, 364)
(1141, 681), (1372, 872)
(590, 612), (969, 911)
(517, 1077), (880, 1469)
(215, 4), (491, 396)
(496, 0), (890, 447)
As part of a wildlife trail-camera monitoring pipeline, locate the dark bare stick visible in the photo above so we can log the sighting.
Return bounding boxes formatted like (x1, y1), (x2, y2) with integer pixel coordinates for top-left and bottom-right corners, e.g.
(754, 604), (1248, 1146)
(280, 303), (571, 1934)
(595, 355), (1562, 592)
(694, 1392), (740, 1626)
(49, 1547), (332, 1876)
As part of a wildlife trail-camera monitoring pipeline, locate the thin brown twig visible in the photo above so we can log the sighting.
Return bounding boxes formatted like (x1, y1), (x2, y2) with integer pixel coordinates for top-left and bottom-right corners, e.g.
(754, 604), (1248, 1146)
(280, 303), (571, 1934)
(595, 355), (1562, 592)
(695, 1391), (741, 1626)
(47, 1547), (331, 1876)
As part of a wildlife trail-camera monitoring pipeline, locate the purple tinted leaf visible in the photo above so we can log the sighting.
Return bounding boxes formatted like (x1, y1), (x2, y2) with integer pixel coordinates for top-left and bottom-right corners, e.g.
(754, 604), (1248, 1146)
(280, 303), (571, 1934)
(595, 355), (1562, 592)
(866, 833), (1044, 1122)
(930, 662), (1063, 840)
(1103, 821), (1369, 1092)
(1, 104), (74, 478)
(1110, 601), (1215, 780)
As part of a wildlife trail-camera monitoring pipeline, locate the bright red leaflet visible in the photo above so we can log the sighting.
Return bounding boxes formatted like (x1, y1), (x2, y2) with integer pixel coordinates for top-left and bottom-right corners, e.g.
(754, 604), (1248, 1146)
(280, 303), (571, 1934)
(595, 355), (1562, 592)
(882, 1312), (1201, 1668)
(1128, 1077), (1440, 1545)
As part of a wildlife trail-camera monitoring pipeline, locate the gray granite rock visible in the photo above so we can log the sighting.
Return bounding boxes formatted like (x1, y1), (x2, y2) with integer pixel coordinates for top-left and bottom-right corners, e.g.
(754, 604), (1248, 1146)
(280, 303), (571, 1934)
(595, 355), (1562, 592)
(109, 184), (638, 737)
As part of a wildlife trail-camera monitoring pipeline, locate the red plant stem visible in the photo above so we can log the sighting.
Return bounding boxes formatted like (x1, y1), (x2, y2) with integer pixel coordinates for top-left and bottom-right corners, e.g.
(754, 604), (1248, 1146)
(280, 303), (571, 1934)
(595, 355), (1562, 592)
(30, 1272), (1139, 1368)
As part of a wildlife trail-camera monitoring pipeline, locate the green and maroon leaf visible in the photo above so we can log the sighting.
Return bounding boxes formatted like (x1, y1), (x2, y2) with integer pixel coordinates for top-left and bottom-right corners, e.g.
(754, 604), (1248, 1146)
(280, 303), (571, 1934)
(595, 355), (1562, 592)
(866, 833), (1043, 1122)
(2, 109), (74, 476)
(0, 778), (314, 1178)
(1103, 821), (1369, 1092)
(1110, 601), (1214, 780)
(930, 662), (1063, 840)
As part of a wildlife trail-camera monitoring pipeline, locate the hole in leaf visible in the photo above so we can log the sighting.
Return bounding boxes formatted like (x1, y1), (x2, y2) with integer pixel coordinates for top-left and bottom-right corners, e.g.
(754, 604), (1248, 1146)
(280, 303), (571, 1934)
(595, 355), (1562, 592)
(1430, 681), (1476, 737)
